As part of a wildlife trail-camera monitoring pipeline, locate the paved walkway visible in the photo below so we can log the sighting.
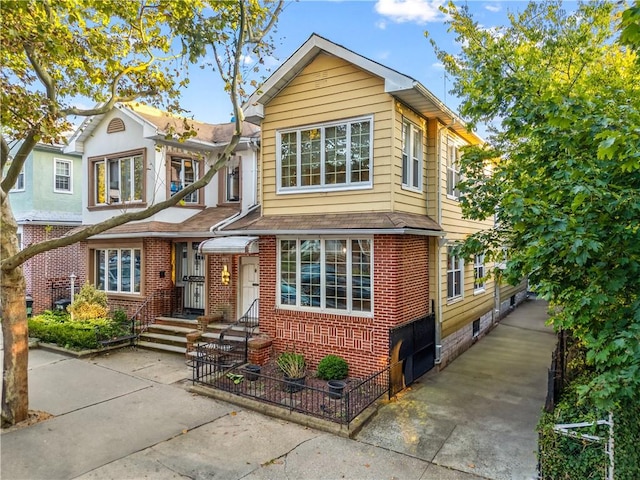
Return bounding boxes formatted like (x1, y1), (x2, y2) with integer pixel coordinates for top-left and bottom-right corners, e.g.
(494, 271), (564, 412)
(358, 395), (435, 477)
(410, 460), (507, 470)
(1, 298), (555, 479)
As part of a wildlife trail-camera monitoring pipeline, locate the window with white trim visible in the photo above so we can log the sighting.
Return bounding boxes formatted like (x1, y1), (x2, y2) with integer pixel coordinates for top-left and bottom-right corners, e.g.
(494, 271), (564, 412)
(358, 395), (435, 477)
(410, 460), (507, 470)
(278, 116), (372, 192)
(92, 152), (144, 205)
(402, 120), (423, 190)
(54, 158), (72, 193)
(95, 248), (141, 294)
(447, 247), (463, 300)
(474, 254), (485, 292)
(446, 141), (461, 199)
(221, 156), (241, 203)
(279, 237), (372, 313)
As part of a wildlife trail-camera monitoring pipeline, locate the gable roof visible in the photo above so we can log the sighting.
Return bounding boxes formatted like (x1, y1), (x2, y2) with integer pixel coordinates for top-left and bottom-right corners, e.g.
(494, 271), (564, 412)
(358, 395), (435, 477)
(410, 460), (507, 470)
(66, 103), (260, 153)
(244, 33), (481, 144)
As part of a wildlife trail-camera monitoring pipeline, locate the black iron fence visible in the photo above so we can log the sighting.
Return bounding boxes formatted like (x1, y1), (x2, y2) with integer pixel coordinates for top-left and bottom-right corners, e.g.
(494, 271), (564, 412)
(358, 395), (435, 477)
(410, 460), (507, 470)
(50, 281), (80, 310)
(191, 349), (391, 425)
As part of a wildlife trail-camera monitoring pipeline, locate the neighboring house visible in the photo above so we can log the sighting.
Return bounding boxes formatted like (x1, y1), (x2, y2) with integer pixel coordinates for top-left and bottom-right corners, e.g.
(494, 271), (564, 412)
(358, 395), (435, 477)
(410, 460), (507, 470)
(213, 34), (526, 380)
(64, 103), (261, 327)
(7, 142), (84, 314)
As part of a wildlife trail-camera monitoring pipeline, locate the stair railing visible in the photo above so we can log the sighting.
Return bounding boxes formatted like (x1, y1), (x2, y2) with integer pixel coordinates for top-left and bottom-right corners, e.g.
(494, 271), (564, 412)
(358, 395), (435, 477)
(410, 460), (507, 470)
(217, 298), (259, 363)
(131, 288), (174, 337)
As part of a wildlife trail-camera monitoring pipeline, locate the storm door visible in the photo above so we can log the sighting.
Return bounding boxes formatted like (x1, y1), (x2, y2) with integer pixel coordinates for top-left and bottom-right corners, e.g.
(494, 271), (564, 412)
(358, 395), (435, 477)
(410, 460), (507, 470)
(176, 242), (205, 313)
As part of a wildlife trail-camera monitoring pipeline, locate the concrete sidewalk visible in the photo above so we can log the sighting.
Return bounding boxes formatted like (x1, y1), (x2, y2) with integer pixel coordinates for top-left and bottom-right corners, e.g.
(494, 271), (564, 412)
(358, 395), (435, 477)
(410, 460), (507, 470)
(1, 298), (554, 480)
(356, 298), (556, 479)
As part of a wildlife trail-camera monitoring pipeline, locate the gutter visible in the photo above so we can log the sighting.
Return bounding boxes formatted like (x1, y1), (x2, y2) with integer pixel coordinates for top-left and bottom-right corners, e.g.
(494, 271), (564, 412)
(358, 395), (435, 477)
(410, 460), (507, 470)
(215, 228), (445, 237)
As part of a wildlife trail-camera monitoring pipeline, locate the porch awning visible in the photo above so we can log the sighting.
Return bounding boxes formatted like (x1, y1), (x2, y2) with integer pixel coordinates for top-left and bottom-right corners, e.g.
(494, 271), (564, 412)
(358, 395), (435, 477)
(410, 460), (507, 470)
(198, 236), (259, 254)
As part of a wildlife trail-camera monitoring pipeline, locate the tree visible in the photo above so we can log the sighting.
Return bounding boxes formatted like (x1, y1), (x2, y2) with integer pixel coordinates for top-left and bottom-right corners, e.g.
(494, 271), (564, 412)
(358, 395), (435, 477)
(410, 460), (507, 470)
(1, 0), (283, 427)
(429, 1), (640, 409)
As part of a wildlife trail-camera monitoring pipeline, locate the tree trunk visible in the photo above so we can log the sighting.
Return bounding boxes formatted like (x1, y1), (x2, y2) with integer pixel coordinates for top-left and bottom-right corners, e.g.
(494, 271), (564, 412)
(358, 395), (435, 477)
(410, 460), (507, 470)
(1, 195), (29, 427)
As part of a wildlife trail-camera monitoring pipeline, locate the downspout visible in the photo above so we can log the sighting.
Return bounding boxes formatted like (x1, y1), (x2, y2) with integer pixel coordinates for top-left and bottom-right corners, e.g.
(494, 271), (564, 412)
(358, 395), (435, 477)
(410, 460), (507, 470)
(434, 118), (456, 365)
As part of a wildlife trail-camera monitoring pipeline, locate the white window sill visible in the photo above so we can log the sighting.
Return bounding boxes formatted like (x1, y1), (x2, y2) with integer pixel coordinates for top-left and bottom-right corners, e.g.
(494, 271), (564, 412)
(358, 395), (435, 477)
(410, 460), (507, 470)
(473, 288), (486, 295)
(446, 296), (464, 305)
(401, 184), (423, 194)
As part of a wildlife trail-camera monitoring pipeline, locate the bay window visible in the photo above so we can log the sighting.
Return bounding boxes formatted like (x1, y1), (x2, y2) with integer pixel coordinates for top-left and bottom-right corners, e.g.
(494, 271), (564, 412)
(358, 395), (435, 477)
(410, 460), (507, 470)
(91, 150), (144, 206)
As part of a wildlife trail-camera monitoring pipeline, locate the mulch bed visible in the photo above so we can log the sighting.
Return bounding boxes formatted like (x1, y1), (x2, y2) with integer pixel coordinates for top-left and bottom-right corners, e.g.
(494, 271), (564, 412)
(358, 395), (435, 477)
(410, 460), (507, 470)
(197, 361), (386, 423)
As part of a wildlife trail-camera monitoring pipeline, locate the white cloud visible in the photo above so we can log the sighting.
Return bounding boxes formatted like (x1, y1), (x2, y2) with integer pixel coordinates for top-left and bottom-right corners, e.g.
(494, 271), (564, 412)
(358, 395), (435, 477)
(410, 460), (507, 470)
(432, 62), (445, 69)
(377, 50), (391, 60)
(374, 0), (446, 24)
(375, 20), (387, 30)
(485, 4), (501, 13)
(241, 54), (255, 65)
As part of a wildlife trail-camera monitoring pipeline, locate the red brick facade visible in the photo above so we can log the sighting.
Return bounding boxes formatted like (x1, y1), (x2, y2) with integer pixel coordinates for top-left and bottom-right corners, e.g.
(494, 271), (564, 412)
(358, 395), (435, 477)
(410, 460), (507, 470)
(257, 234), (430, 377)
(22, 224), (86, 314)
(206, 253), (239, 320)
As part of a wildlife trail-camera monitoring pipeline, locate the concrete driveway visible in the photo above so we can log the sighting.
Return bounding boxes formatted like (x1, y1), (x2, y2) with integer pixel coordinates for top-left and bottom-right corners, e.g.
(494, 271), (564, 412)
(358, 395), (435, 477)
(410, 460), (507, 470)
(356, 298), (555, 479)
(1, 298), (554, 479)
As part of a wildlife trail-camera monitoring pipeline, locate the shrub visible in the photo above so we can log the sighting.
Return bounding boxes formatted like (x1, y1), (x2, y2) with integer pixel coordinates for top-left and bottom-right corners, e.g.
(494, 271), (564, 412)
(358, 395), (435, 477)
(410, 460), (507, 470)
(317, 354), (349, 380)
(277, 352), (306, 378)
(67, 283), (109, 320)
(28, 313), (126, 350)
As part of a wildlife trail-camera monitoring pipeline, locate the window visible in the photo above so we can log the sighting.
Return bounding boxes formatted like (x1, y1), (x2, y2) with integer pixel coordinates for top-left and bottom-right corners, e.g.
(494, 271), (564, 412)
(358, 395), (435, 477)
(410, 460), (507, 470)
(473, 318), (480, 337)
(446, 141), (461, 199)
(278, 116), (372, 192)
(402, 120), (423, 190)
(279, 237), (372, 314)
(169, 157), (200, 204)
(10, 163), (25, 192)
(474, 254), (485, 292)
(54, 158), (72, 193)
(95, 248), (141, 294)
(220, 156), (241, 203)
(447, 247), (463, 300)
(91, 151), (144, 206)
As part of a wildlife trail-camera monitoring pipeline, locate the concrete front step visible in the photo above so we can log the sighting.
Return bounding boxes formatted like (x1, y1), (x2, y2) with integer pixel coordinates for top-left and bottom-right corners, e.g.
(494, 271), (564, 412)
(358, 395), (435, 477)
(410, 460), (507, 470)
(136, 340), (186, 355)
(201, 332), (246, 343)
(140, 332), (188, 345)
(155, 317), (199, 329)
(148, 324), (198, 335)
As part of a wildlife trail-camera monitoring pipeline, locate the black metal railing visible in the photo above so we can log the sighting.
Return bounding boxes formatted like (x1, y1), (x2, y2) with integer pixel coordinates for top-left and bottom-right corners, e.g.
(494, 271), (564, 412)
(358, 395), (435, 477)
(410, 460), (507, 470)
(191, 358), (391, 425)
(213, 298), (259, 363)
(131, 288), (174, 336)
(50, 282), (80, 310)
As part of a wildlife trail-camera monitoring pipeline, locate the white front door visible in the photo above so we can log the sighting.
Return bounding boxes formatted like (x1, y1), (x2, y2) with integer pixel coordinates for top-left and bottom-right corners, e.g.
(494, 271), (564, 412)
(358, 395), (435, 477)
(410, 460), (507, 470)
(240, 256), (259, 316)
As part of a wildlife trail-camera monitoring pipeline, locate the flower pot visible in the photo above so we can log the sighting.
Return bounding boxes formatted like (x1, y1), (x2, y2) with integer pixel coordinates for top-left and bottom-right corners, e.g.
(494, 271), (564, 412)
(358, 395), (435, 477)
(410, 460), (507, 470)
(327, 380), (347, 399)
(283, 375), (306, 393)
(244, 364), (261, 381)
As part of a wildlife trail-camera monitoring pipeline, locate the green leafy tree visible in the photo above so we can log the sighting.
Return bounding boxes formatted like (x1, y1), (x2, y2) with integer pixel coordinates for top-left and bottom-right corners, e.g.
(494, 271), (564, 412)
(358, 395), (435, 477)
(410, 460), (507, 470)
(1, 0), (283, 427)
(429, 1), (640, 409)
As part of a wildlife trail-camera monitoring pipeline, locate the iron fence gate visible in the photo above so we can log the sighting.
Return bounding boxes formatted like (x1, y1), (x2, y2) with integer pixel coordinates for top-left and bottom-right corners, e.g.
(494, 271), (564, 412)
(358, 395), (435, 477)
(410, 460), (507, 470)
(389, 312), (436, 397)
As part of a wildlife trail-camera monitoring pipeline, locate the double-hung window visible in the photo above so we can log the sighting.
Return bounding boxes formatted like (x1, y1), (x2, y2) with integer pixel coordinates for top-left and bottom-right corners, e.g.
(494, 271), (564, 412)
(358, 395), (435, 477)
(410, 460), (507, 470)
(279, 237), (372, 314)
(474, 254), (485, 292)
(447, 247), (463, 300)
(9, 160), (25, 192)
(446, 141), (461, 200)
(92, 151), (144, 206)
(95, 248), (141, 294)
(169, 157), (200, 204)
(278, 116), (372, 192)
(402, 120), (423, 191)
(220, 156), (241, 203)
(54, 158), (72, 193)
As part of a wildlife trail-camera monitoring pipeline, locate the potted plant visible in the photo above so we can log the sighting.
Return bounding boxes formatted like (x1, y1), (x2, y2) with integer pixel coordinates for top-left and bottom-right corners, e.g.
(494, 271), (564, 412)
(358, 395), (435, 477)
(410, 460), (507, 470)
(277, 352), (306, 392)
(317, 354), (349, 399)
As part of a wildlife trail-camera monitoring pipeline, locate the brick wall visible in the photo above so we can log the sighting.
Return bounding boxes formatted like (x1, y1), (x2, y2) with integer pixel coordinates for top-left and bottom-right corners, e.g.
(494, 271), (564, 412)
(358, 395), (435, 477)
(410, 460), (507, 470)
(22, 224), (87, 314)
(206, 254), (239, 320)
(258, 235), (430, 378)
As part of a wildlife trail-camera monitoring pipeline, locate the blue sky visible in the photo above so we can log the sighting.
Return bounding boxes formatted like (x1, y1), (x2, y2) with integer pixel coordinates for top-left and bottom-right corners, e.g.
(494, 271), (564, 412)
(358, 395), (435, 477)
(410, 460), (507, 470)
(178, 1), (569, 130)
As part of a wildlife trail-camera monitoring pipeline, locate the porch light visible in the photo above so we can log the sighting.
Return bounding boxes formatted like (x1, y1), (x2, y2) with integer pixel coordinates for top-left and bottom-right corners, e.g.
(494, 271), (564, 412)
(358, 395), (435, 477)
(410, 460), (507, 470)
(221, 265), (230, 286)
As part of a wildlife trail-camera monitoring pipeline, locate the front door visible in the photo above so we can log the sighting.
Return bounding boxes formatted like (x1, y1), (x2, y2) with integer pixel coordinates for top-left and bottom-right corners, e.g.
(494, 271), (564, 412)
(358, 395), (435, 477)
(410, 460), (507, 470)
(176, 242), (205, 313)
(240, 256), (259, 316)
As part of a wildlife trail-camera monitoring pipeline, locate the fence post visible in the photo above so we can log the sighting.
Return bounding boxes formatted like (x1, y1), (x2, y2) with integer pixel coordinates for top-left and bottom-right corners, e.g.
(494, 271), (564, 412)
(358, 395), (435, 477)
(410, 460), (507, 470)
(70, 273), (76, 302)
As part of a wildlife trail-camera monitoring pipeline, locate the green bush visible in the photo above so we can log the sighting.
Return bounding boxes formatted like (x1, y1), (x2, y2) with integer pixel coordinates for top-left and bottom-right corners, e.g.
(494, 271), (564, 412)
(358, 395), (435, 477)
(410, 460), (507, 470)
(537, 373), (640, 480)
(276, 352), (306, 378)
(28, 312), (128, 350)
(316, 354), (349, 380)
